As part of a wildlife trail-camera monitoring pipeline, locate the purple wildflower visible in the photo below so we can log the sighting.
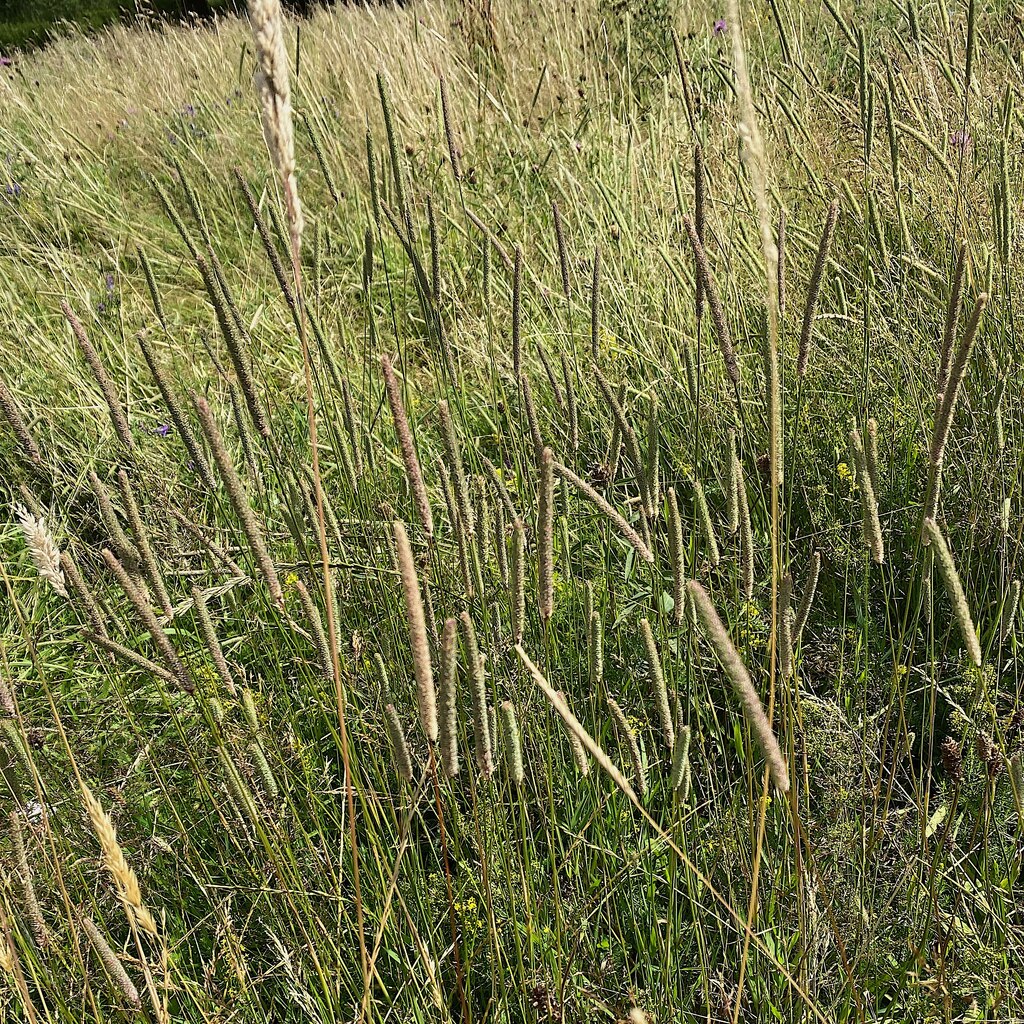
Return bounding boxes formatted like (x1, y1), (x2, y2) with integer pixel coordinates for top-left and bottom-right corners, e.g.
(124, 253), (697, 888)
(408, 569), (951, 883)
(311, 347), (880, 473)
(0, 57), (11, 67)
(713, 18), (727, 35)
(950, 128), (972, 151)
(105, 273), (115, 293)
(153, 423), (172, 437)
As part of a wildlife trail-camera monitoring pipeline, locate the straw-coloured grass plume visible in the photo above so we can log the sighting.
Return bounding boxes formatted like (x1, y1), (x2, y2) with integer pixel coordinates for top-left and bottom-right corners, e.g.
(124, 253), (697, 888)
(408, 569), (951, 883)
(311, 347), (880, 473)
(393, 520), (437, 743)
(689, 472), (720, 568)
(14, 503), (66, 598)
(246, 0), (303, 251)
(81, 784), (159, 937)
(793, 550), (821, 641)
(381, 355), (434, 539)
(686, 582), (789, 792)
(922, 518), (982, 667)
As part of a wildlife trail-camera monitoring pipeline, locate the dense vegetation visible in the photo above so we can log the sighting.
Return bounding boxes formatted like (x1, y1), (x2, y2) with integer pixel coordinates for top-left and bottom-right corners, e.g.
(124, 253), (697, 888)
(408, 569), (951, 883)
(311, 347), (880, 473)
(1, 0), (1022, 1021)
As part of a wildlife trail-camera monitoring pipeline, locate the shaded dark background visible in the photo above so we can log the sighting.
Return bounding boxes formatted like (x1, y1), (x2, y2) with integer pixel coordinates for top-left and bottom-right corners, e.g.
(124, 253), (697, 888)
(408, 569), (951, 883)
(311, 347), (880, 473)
(0, 1), (319, 51)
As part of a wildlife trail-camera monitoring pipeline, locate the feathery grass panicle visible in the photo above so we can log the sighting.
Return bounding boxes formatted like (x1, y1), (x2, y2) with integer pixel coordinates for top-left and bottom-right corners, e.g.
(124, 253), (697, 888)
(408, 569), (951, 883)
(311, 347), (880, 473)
(689, 472), (720, 568)
(81, 784), (159, 936)
(193, 394), (283, 606)
(686, 581), (789, 792)
(670, 721), (692, 799)
(1008, 752), (1024, 815)
(538, 447), (555, 621)
(793, 550), (821, 641)
(797, 198), (840, 377)
(667, 487), (685, 622)
(481, 455), (522, 529)
(191, 587), (238, 696)
(553, 460), (654, 563)
(381, 355), (433, 539)
(494, 494), (509, 587)
(735, 454), (755, 599)
(0, 373), (43, 468)
(500, 702), (524, 785)
(10, 810), (47, 948)
(384, 704), (415, 783)
(850, 424), (884, 563)
(607, 696), (647, 797)
(922, 519), (982, 667)
(247, 0), (303, 252)
(518, 647), (634, 799)
(683, 215), (739, 388)
(294, 579), (333, 681)
(61, 550), (107, 639)
(116, 469), (173, 618)
(591, 246), (601, 360)
(102, 548), (194, 693)
(460, 611), (492, 777)
(640, 619), (674, 751)
(1001, 579), (1021, 642)
(555, 690), (590, 775)
(82, 917), (141, 1007)
(61, 300), (133, 448)
(537, 344), (564, 410)
(393, 521), (437, 743)
(14, 503), (66, 597)
(136, 331), (216, 491)
(438, 618), (459, 777)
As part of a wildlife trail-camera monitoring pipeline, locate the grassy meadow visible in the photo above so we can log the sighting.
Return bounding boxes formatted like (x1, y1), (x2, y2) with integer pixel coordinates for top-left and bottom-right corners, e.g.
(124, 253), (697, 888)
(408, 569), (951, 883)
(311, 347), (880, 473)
(1, 0), (1023, 1020)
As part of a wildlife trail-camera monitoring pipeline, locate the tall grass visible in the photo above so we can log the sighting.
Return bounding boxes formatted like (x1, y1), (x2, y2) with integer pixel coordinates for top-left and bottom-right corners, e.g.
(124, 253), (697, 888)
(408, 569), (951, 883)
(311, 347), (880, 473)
(1, 0), (1023, 1021)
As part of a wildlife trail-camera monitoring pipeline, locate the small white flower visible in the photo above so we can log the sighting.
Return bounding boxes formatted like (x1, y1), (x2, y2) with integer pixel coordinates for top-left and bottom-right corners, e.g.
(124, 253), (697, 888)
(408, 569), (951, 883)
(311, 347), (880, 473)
(14, 503), (67, 598)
